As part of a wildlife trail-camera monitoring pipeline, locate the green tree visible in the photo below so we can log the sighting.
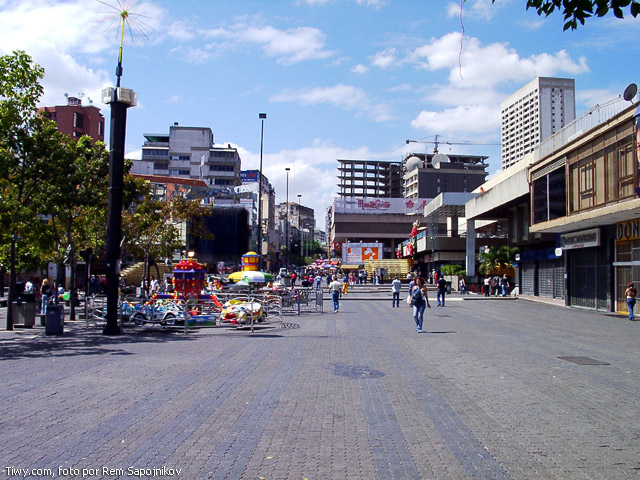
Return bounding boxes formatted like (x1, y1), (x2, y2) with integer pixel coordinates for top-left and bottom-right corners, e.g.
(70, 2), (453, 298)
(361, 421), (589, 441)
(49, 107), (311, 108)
(41, 136), (110, 320)
(478, 245), (519, 275)
(0, 51), (61, 329)
(440, 264), (466, 276)
(493, 0), (640, 30)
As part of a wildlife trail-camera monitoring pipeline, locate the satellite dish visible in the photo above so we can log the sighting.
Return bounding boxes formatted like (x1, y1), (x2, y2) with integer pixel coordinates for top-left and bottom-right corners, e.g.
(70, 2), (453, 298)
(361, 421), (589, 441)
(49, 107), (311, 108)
(623, 83), (637, 102)
(405, 156), (422, 171)
(431, 153), (450, 169)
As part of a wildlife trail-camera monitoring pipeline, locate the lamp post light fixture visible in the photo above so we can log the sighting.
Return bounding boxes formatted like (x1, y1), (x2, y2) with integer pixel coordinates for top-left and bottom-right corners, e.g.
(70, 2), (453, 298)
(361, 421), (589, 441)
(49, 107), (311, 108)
(297, 194), (302, 259)
(101, 6), (139, 336)
(285, 167), (290, 273)
(257, 113), (266, 270)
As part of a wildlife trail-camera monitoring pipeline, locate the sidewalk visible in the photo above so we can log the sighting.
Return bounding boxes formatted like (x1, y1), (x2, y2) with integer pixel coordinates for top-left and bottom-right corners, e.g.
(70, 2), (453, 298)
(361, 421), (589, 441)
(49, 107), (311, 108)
(1, 297), (638, 479)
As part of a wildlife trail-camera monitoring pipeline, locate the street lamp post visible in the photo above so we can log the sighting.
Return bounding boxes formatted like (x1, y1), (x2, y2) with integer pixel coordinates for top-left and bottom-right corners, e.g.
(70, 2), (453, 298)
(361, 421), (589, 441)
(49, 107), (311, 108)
(257, 113), (266, 270)
(297, 194), (303, 259)
(285, 167), (290, 273)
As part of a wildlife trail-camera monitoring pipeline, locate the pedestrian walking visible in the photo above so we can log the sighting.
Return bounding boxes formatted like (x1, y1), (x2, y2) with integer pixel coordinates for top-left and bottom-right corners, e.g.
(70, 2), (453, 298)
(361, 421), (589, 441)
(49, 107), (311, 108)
(391, 277), (402, 307)
(501, 274), (509, 297)
(342, 274), (349, 295)
(329, 275), (342, 313)
(436, 274), (447, 307)
(484, 276), (491, 297)
(625, 282), (637, 320)
(40, 279), (52, 314)
(410, 276), (431, 332)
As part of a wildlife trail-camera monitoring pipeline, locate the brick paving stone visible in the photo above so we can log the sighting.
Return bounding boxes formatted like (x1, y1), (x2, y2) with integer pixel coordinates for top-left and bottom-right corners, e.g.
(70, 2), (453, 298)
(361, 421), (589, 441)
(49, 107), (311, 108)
(1, 298), (639, 479)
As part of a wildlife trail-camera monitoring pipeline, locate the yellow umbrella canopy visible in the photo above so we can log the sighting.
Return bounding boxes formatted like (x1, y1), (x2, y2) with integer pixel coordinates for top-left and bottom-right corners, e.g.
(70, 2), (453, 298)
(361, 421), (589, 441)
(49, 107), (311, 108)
(227, 271), (273, 283)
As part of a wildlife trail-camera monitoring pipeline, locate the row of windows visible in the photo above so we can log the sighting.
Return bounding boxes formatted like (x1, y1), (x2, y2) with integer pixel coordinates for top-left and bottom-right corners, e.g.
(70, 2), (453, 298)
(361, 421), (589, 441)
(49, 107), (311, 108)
(143, 149), (169, 157)
(171, 154), (190, 161)
(531, 134), (635, 224)
(209, 165), (235, 172)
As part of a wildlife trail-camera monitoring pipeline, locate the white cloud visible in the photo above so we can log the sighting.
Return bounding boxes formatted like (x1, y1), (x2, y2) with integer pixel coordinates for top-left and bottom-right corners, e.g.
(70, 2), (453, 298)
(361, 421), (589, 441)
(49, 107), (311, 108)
(166, 95), (181, 103)
(370, 48), (398, 69)
(410, 104), (500, 134)
(576, 88), (622, 109)
(447, 0), (507, 21)
(240, 25), (336, 65)
(168, 20), (196, 41)
(409, 32), (589, 88)
(169, 46), (214, 64)
(351, 64), (369, 74)
(270, 84), (393, 122)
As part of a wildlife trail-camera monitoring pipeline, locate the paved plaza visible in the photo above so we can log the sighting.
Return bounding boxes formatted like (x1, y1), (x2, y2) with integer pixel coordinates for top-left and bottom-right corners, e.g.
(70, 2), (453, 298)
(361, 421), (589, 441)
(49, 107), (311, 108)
(0, 293), (639, 480)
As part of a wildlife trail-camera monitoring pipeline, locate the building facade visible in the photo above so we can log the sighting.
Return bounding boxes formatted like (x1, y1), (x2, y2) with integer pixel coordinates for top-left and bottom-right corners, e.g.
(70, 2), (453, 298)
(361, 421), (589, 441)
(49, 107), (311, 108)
(337, 159), (403, 198)
(133, 124), (242, 190)
(402, 153), (488, 198)
(239, 170), (277, 269)
(501, 77), (575, 170)
(41, 96), (105, 143)
(528, 99), (639, 312)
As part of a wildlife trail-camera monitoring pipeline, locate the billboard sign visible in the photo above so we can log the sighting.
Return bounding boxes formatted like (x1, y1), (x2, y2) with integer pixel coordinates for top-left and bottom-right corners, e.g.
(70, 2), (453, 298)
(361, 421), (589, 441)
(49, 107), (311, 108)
(342, 243), (382, 263)
(333, 197), (432, 215)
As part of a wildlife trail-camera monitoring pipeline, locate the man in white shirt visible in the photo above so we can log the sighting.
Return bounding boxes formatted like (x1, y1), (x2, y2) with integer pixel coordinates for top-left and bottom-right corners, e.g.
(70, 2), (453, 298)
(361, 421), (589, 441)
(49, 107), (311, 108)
(391, 277), (402, 307)
(329, 276), (342, 313)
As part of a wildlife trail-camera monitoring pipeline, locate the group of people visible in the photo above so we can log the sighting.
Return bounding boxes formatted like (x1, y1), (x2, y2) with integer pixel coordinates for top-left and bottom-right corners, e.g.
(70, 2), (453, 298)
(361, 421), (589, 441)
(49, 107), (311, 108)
(483, 274), (511, 297)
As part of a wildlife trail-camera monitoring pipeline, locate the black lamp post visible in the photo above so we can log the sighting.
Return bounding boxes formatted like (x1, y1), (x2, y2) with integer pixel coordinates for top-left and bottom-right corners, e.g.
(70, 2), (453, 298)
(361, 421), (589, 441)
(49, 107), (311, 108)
(101, 25), (137, 335)
(285, 167), (290, 272)
(257, 113), (266, 270)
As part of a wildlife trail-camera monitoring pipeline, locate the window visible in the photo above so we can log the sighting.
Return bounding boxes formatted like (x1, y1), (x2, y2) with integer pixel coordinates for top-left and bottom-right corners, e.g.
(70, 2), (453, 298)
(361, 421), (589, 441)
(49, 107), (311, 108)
(171, 154), (190, 161)
(98, 122), (104, 136)
(73, 112), (84, 128)
(533, 167), (566, 224)
(618, 144), (634, 199)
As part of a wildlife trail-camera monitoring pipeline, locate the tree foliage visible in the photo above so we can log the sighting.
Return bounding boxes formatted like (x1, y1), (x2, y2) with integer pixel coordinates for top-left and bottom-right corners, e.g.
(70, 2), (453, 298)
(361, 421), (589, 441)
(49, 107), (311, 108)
(493, 0), (640, 30)
(478, 245), (519, 275)
(440, 264), (466, 276)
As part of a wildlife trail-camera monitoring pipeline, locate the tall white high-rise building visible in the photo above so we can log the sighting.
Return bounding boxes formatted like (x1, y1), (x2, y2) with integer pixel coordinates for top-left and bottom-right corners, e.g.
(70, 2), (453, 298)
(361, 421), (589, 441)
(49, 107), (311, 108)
(500, 77), (575, 170)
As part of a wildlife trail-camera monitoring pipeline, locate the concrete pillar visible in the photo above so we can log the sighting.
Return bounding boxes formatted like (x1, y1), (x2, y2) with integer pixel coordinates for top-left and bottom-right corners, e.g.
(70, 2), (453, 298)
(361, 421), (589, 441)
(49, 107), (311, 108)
(466, 219), (476, 277)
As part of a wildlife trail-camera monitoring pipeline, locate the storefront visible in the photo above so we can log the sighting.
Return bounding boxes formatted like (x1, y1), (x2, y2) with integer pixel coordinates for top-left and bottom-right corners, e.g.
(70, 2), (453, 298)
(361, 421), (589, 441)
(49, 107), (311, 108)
(515, 247), (564, 300)
(614, 219), (640, 314)
(562, 227), (614, 312)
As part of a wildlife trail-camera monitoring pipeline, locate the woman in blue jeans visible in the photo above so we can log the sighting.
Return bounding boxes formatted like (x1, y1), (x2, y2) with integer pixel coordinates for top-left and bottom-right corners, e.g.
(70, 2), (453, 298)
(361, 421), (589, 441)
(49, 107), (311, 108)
(625, 282), (637, 320)
(412, 277), (431, 332)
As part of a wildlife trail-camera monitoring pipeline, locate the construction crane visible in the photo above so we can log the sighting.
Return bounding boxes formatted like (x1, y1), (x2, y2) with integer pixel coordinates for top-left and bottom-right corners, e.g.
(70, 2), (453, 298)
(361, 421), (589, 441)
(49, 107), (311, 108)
(406, 135), (500, 154)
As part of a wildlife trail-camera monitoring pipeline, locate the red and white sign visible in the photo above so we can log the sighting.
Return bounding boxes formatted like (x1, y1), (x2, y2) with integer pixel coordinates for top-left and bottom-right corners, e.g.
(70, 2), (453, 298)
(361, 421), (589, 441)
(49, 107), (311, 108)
(333, 197), (432, 215)
(342, 243), (382, 263)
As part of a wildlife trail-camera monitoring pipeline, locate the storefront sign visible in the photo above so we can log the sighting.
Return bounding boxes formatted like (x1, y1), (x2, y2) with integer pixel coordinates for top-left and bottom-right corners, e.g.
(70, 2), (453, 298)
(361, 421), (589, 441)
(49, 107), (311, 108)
(342, 243), (382, 263)
(560, 228), (600, 250)
(333, 197), (432, 215)
(617, 219), (640, 242)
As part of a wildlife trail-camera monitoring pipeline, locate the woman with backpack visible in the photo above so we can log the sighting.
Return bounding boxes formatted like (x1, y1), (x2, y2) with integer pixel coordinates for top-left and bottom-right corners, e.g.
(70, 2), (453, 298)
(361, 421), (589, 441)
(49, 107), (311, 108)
(411, 277), (431, 333)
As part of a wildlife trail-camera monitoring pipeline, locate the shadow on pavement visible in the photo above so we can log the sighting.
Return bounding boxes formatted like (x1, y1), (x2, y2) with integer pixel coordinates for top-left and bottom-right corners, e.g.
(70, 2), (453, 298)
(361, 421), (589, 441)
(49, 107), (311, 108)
(0, 325), (198, 361)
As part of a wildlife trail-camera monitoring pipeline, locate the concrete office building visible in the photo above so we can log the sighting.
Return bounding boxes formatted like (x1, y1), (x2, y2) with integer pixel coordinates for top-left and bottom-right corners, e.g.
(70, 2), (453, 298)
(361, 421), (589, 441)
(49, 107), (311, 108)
(337, 159), (403, 198)
(132, 124), (242, 189)
(402, 153), (488, 198)
(501, 77), (575, 170)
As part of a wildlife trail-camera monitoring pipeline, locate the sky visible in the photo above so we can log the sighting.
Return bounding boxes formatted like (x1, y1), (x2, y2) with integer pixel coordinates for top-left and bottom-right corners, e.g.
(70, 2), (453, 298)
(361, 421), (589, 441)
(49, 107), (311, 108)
(1, 0), (639, 227)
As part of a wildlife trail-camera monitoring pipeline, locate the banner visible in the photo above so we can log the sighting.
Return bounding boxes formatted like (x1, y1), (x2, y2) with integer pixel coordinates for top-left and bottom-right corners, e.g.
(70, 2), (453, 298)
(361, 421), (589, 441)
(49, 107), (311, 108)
(333, 197), (432, 215)
(342, 243), (382, 263)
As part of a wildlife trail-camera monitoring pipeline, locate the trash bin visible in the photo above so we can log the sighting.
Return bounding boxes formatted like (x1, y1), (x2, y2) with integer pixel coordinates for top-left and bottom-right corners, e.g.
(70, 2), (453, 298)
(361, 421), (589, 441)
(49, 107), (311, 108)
(12, 298), (36, 328)
(446, 281), (452, 295)
(45, 304), (64, 335)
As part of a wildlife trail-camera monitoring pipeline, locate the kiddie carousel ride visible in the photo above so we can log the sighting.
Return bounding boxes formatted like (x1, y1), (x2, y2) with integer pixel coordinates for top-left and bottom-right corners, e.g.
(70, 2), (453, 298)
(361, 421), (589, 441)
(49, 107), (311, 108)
(220, 251), (270, 327)
(126, 253), (223, 327)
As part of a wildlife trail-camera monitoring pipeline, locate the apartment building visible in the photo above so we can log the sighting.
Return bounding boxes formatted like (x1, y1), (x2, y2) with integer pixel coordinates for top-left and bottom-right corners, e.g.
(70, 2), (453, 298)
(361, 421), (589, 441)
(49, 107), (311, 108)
(501, 77), (575, 170)
(41, 95), (105, 143)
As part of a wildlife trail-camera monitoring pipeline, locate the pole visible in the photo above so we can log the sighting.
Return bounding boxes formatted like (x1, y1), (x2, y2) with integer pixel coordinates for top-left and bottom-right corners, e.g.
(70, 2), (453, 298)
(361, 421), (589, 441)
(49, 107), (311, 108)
(258, 113), (266, 270)
(285, 167), (290, 273)
(103, 98), (128, 335)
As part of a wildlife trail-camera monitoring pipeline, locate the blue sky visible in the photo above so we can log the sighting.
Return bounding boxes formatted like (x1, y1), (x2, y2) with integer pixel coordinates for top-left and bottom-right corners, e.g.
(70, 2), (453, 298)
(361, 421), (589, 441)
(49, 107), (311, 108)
(1, 0), (639, 223)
